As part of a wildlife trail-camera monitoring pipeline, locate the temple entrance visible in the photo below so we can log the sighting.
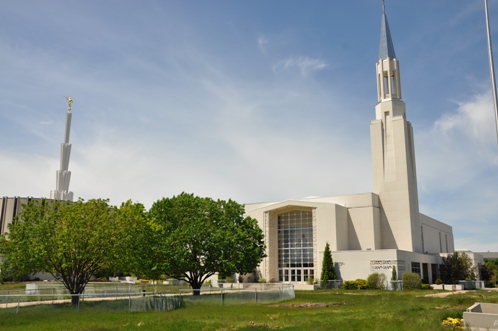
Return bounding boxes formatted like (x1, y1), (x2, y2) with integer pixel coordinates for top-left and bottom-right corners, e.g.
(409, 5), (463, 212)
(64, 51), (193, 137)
(278, 210), (314, 282)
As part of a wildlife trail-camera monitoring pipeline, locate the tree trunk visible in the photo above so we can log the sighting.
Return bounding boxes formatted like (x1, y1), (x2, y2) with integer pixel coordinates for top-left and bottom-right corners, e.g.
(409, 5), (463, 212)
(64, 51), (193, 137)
(71, 294), (80, 306)
(191, 280), (202, 296)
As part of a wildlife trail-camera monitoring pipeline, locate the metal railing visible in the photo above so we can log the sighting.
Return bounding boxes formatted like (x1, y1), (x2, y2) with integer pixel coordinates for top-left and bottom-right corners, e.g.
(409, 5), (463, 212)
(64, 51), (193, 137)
(0, 283), (295, 314)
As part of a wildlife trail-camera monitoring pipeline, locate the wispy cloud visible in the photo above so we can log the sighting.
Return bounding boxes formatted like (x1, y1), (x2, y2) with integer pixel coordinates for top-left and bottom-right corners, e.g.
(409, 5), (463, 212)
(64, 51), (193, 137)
(273, 56), (328, 76)
(257, 36), (268, 53)
(435, 92), (497, 151)
(416, 90), (498, 251)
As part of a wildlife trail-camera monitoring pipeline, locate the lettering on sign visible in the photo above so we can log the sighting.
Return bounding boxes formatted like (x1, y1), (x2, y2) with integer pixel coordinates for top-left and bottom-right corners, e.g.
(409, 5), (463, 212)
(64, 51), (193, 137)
(369, 260), (406, 271)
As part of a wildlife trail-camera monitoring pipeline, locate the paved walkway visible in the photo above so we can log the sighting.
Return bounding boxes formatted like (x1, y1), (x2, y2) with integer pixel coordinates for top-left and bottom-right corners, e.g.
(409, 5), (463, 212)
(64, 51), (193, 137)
(424, 288), (498, 298)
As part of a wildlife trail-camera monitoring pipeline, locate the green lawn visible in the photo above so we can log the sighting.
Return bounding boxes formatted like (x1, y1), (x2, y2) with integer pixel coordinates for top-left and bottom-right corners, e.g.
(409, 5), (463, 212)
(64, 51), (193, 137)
(0, 289), (497, 331)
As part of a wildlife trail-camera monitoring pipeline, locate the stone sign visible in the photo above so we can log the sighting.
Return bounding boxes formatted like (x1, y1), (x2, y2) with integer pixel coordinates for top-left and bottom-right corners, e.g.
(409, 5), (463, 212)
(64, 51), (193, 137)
(370, 259), (405, 271)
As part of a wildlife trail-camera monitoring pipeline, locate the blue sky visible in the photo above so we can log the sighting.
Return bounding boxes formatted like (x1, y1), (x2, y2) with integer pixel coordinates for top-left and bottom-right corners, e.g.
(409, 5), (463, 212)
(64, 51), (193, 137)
(0, 1), (497, 251)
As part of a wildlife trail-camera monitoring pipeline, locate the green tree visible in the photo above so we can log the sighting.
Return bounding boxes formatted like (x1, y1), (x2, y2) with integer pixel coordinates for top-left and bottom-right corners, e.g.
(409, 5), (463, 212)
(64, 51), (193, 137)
(320, 243), (336, 287)
(484, 258), (498, 287)
(149, 193), (266, 295)
(391, 266), (398, 290)
(439, 251), (476, 284)
(0, 199), (144, 305)
(391, 266), (397, 281)
(115, 201), (163, 280)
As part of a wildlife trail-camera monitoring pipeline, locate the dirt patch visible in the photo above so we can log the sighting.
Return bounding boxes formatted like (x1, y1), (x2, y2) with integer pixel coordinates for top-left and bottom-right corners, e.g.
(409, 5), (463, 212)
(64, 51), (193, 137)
(423, 290), (469, 298)
(272, 301), (347, 308)
(435, 305), (465, 310)
(248, 321), (281, 329)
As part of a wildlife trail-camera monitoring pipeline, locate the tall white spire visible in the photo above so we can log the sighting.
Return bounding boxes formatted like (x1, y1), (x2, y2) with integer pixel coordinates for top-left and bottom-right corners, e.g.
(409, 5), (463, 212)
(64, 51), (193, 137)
(370, 5), (422, 253)
(50, 97), (74, 201)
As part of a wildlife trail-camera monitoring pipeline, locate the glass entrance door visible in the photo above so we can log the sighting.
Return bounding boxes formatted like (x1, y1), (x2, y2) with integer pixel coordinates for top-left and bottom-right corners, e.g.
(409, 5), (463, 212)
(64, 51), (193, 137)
(278, 210), (314, 282)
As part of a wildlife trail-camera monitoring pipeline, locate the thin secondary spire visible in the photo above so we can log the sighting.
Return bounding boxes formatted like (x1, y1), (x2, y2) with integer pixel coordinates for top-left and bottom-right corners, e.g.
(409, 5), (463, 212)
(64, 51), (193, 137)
(379, 2), (396, 60)
(382, 0), (385, 13)
(50, 97), (74, 201)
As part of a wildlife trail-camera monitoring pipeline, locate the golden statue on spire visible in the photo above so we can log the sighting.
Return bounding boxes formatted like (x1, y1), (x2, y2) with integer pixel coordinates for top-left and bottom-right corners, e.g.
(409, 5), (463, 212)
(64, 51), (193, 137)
(65, 96), (73, 111)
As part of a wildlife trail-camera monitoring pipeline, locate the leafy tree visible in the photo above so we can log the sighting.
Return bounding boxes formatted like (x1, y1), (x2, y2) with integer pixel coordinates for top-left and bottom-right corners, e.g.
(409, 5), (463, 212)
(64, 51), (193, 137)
(320, 242), (336, 287)
(484, 258), (498, 287)
(0, 199), (145, 305)
(115, 201), (163, 280)
(149, 193), (265, 295)
(439, 251), (476, 284)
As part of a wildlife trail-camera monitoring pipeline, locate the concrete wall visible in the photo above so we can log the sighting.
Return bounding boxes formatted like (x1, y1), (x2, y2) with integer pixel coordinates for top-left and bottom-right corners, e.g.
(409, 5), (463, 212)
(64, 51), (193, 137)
(420, 213), (454, 254)
(0, 197), (42, 235)
(332, 249), (441, 283)
(245, 194), (454, 283)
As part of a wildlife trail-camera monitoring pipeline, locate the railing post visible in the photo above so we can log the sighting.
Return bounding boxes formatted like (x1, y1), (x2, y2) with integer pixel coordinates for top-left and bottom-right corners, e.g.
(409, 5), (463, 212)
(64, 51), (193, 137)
(16, 295), (20, 314)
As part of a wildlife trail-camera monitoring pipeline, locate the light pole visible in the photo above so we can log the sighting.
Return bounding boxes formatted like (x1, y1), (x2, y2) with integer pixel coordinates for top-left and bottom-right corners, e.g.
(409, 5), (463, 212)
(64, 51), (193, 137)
(484, 0), (498, 144)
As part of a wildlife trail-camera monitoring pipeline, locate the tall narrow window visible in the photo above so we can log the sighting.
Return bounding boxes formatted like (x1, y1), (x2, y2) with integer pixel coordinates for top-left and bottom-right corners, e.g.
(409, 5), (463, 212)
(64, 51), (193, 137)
(439, 232), (442, 253)
(421, 226), (425, 253)
(411, 262), (421, 276)
(383, 75), (389, 98)
(278, 210), (313, 282)
(390, 74), (396, 97)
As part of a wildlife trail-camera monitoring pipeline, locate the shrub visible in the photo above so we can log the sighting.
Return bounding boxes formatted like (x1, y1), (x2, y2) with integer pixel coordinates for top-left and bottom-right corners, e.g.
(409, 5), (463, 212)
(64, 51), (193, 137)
(320, 243), (336, 282)
(258, 278), (266, 283)
(391, 266), (397, 281)
(435, 278), (443, 285)
(420, 284), (433, 290)
(367, 273), (386, 289)
(402, 272), (421, 290)
(225, 276), (234, 283)
(342, 279), (368, 290)
(305, 277), (314, 285)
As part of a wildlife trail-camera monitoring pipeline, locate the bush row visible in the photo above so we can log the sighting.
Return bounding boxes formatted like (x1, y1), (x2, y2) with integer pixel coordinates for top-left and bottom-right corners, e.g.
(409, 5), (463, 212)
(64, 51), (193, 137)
(340, 272), (433, 290)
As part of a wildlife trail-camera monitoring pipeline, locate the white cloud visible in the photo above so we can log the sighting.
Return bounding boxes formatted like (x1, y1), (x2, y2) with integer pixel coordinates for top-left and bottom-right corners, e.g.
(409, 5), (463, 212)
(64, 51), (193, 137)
(273, 56), (328, 76)
(416, 90), (498, 252)
(0, 153), (55, 198)
(435, 92), (498, 150)
(258, 36), (268, 53)
(417, 92), (498, 191)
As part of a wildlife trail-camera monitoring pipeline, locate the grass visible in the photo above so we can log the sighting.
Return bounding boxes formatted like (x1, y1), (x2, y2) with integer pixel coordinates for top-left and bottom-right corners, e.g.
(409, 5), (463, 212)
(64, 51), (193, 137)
(0, 283), (26, 291)
(0, 289), (497, 330)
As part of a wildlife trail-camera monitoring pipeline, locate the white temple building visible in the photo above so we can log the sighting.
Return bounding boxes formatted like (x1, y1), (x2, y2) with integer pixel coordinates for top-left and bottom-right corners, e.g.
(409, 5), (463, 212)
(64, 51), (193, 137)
(1, 98), (74, 236)
(50, 97), (74, 201)
(245, 7), (463, 284)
